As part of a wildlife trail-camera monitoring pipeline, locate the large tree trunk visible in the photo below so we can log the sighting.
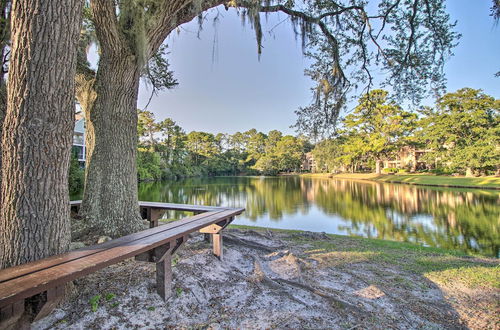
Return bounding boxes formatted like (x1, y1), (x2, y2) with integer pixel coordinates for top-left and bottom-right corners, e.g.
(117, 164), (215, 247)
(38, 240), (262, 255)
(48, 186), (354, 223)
(79, 51), (143, 238)
(75, 0), (225, 237)
(0, 0), (9, 189)
(0, 0), (82, 268)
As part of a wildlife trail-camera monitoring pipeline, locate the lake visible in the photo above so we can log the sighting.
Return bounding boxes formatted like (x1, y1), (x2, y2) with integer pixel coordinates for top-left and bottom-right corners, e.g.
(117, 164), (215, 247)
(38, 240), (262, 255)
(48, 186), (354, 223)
(74, 176), (500, 257)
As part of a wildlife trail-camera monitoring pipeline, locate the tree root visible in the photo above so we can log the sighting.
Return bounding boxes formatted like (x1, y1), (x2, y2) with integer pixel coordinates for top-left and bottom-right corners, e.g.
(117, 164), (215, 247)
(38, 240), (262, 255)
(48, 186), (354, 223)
(274, 278), (360, 313)
(224, 234), (284, 253)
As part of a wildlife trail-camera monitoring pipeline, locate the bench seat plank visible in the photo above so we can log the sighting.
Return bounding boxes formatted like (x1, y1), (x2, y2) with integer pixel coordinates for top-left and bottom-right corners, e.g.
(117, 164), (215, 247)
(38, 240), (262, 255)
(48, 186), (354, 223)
(0, 210), (236, 284)
(0, 208), (243, 308)
(70, 200), (224, 213)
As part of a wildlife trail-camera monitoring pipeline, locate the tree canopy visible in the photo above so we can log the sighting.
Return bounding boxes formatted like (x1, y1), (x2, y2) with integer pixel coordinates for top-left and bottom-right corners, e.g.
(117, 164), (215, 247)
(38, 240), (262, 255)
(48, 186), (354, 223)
(312, 88), (500, 176)
(418, 88), (500, 175)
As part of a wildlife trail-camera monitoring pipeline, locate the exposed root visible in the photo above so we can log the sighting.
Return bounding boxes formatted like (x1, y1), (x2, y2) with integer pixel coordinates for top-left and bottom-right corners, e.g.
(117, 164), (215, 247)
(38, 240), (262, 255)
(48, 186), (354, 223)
(224, 234), (284, 252)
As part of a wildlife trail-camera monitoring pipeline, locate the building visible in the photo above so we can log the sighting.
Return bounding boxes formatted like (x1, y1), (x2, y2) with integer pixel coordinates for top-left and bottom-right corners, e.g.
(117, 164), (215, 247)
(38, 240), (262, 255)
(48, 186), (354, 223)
(301, 152), (317, 172)
(383, 146), (431, 171)
(72, 112), (85, 166)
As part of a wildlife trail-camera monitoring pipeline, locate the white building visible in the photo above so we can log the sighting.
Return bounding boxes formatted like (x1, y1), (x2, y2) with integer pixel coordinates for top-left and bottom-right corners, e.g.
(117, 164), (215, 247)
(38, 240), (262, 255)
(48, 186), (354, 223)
(72, 112), (85, 166)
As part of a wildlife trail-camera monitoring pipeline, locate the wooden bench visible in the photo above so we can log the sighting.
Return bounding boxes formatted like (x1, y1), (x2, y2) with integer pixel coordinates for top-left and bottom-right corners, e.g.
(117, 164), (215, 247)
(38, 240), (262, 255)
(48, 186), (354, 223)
(0, 202), (244, 327)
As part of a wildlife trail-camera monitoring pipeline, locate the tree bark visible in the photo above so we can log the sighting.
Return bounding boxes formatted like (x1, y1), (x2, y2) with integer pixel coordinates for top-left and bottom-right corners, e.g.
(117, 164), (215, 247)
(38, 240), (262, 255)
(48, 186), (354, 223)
(0, 0), (9, 190)
(0, 0), (82, 268)
(375, 159), (382, 174)
(79, 50), (144, 237)
(76, 0), (223, 237)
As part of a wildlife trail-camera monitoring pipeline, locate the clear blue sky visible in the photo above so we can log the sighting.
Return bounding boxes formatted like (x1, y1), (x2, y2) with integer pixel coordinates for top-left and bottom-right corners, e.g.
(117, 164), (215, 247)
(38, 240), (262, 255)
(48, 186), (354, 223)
(137, 0), (500, 135)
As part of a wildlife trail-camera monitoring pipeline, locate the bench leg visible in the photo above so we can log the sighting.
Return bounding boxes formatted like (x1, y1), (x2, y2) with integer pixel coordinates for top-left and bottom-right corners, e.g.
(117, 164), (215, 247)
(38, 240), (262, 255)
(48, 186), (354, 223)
(142, 207), (166, 228)
(33, 286), (64, 322)
(0, 300), (24, 330)
(156, 253), (172, 301)
(212, 233), (223, 260)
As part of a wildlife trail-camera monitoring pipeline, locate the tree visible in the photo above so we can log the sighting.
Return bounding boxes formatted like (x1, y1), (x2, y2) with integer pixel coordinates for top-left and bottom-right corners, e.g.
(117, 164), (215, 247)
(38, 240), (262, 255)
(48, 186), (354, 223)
(244, 129), (266, 166)
(0, 0), (83, 268)
(312, 136), (348, 173)
(343, 90), (417, 174)
(79, 0), (458, 237)
(418, 88), (500, 176)
(0, 0), (10, 185)
(138, 110), (160, 148)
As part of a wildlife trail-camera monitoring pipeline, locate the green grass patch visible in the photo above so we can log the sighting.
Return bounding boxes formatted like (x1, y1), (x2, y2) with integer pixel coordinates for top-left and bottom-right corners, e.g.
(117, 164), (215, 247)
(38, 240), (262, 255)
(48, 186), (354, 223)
(228, 225), (499, 289)
(313, 173), (500, 189)
(425, 265), (500, 289)
(374, 174), (500, 189)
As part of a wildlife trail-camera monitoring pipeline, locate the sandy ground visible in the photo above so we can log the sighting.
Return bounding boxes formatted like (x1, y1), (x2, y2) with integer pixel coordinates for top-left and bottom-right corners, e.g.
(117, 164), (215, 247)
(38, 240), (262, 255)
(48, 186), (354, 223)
(32, 229), (498, 329)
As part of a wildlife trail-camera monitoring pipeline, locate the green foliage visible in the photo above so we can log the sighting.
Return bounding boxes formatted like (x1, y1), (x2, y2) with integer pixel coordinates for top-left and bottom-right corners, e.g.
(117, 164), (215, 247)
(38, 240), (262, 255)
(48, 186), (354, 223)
(105, 293), (116, 301)
(89, 294), (101, 312)
(310, 88), (499, 176)
(291, 0), (459, 139)
(69, 150), (84, 195)
(137, 148), (162, 181)
(418, 88), (500, 175)
(343, 90), (418, 170)
(135, 111), (308, 179)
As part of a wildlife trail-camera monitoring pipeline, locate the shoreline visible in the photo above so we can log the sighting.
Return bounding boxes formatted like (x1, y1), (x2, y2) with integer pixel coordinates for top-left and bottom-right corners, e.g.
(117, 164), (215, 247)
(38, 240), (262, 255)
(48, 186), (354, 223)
(300, 172), (500, 190)
(35, 226), (499, 329)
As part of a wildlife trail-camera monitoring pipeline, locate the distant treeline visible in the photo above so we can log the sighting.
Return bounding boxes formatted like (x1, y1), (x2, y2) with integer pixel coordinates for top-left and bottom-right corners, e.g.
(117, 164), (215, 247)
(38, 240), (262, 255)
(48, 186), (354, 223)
(70, 87), (499, 190)
(136, 114), (313, 181)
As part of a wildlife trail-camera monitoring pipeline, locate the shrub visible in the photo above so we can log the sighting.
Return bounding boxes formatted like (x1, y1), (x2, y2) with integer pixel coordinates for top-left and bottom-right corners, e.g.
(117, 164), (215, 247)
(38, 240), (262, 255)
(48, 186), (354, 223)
(68, 151), (84, 195)
(383, 167), (398, 173)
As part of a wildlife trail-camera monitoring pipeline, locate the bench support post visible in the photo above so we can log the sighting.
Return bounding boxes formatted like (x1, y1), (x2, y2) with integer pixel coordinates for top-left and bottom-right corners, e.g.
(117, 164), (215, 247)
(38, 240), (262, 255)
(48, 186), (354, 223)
(33, 286), (64, 322)
(0, 300), (24, 329)
(212, 233), (223, 260)
(156, 252), (172, 301)
(200, 217), (234, 260)
(147, 208), (166, 228)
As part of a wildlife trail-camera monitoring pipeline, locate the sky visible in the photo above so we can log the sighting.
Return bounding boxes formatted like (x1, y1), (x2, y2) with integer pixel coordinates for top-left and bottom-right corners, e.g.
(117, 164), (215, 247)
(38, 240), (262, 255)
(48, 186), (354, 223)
(136, 0), (500, 136)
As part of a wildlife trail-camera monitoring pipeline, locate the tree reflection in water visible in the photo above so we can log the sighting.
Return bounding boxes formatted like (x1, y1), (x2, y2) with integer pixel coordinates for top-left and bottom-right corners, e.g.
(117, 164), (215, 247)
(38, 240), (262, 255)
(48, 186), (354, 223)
(137, 176), (499, 257)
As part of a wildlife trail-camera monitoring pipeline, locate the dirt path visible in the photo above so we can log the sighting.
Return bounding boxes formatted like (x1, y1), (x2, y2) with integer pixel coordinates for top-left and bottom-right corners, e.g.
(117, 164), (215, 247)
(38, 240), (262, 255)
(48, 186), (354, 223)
(33, 228), (498, 329)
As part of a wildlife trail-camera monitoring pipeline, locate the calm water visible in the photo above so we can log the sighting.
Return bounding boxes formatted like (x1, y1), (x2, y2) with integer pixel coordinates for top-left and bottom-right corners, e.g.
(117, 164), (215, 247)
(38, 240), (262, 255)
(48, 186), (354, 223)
(74, 176), (500, 257)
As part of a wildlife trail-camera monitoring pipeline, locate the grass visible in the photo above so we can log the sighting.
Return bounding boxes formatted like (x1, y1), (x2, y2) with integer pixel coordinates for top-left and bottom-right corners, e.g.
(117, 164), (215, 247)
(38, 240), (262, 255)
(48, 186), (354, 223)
(302, 173), (500, 189)
(229, 224), (500, 289)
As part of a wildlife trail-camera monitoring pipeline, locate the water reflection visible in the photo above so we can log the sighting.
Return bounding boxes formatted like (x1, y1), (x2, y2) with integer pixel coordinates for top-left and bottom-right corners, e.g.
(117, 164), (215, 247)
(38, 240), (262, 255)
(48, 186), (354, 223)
(138, 176), (499, 257)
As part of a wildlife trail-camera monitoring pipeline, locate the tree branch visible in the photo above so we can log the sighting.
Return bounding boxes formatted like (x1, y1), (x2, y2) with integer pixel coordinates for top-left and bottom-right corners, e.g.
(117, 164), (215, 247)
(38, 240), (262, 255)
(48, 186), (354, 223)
(90, 0), (124, 53)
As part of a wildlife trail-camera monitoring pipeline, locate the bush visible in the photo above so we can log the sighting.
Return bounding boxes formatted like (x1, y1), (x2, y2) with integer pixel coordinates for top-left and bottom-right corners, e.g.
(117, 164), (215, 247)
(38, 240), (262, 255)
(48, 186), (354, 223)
(137, 149), (162, 181)
(69, 151), (84, 195)
(383, 167), (398, 173)
(429, 168), (453, 175)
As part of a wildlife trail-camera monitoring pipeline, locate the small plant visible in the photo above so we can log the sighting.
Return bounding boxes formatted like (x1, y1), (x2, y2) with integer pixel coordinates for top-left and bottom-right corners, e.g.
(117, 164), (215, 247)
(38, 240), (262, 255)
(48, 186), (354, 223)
(89, 295), (101, 312)
(111, 302), (120, 308)
(176, 287), (183, 297)
(105, 293), (116, 301)
(171, 255), (179, 267)
(147, 306), (156, 311)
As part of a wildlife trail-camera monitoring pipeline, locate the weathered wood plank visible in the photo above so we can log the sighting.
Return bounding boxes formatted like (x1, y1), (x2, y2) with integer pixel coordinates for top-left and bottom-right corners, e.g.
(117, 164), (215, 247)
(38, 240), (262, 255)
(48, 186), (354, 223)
(71, 200), (225, 213)
(0, 300), (24, 329)
(0, 209), (243, 308)
(156, 253), (172, 301)
(0, 209), (243, 284)
(32, 286), (64, 322)
(212, 233), (223, 260)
